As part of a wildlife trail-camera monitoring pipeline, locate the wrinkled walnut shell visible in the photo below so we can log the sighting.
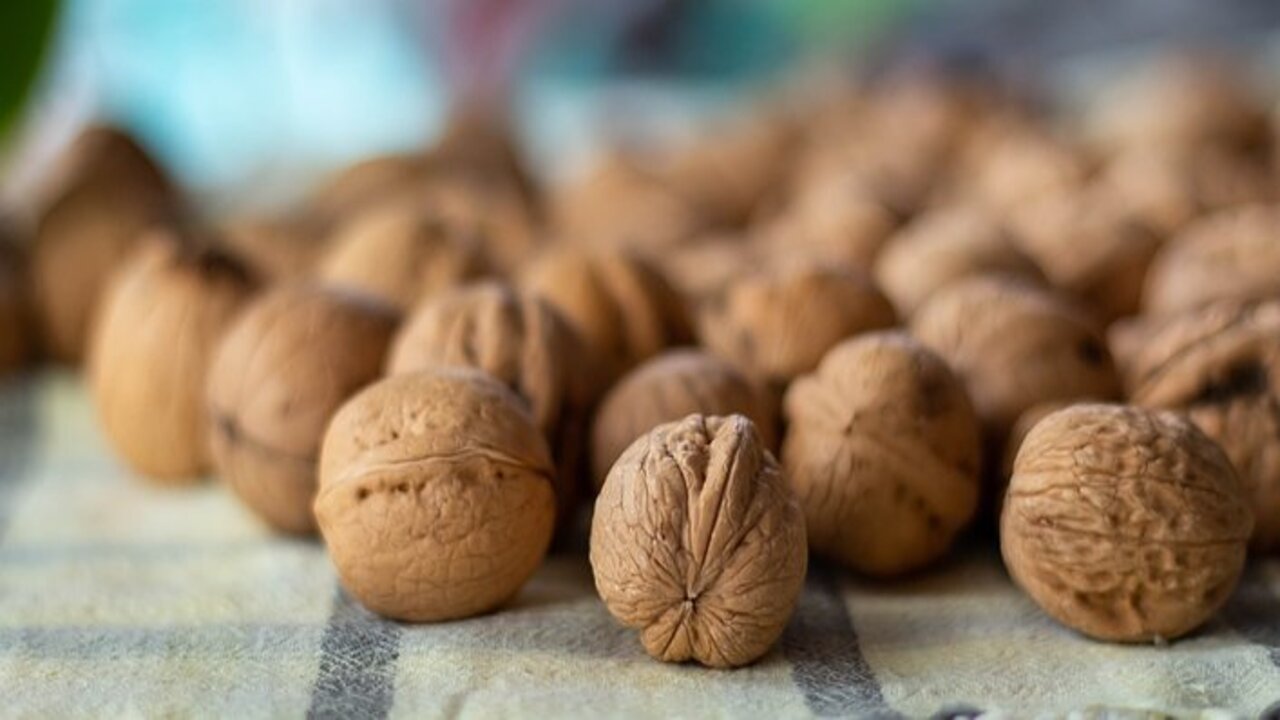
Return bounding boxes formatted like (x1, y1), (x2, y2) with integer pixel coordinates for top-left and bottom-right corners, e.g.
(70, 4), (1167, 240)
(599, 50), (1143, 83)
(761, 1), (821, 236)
(700, 263), (896, 390)
(207, 285), (398, 533)
(590, 349), (776, 489)
(590, 414), (807, 668)
(783, 332), (981, 575)
(1002, 404), (1251, 642)
(89, 235), (257, 481)
(874, 205), (1045, 317)
(387, 282), (592, 520)
(1129, 300), (1280, 551)
(316, 368), (556, 622)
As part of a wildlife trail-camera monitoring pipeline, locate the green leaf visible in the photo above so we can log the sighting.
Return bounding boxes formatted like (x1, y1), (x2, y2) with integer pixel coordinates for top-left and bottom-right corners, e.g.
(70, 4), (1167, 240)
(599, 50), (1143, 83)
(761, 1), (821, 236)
(0, 1), (61, 143)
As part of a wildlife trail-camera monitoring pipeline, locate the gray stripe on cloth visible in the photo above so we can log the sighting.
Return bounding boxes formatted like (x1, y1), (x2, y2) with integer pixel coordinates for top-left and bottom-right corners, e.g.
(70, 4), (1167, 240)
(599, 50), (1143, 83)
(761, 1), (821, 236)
(1223, 565), (1280, 668)
(782, 566), (899, 719)
(307, 587), (404, 720)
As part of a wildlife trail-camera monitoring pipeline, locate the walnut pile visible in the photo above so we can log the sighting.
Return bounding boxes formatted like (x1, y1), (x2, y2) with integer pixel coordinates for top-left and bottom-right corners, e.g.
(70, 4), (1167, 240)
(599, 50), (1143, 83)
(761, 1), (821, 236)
(316, 368), (556, 622)
(783, 332), (981, 575)
(387, 281), (592, 520)
(1002, 404), (1251, 642)
(88, 234), (257, 481)
(699, 263), (896, 391)
(207, 285), (399, 533)
(1128, 300), (1280, 551)
(590, 414), (806, 668)
(590, 349), (776, 489)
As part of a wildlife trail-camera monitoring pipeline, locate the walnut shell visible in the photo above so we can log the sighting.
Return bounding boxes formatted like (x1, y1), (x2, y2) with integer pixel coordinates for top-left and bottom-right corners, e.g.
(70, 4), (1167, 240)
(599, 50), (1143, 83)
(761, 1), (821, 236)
(222, 214), (327, 282)
(590, 414), (807, 668)
(318, 201), (488, 311)
(1128, 300), (1280, 551)
(416, 179), (542, 275)
(386, 282), (592, 520)
(655, 234), (759, 305)
(783, 332), (981, 575)
(1002, 404), (1251, 642)
(207, 285), (398, 533)
(590, 349), (776, 489)
(911, 277), (1121, 445)
(755, 173), (898, 272)
(874, 205), (1045, 317)
(699, 263), (897, 390)
(35, 125), (173, 212)
(316, 368), (556, 622)
(1142, 205), (1280, 317)
(955, 122), (1088, 218)
(520, 246), (692, 384)
(88, 236), (257, 481)
(307, 153), (428, 227)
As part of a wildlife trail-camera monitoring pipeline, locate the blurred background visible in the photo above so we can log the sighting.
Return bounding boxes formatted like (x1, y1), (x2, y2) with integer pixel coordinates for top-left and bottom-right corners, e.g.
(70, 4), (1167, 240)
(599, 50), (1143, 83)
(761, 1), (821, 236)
(4, 0), (1280, 211)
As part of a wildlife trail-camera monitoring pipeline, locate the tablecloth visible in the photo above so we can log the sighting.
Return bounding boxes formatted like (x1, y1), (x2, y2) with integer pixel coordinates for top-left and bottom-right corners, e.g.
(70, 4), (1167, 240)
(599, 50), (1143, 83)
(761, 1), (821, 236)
(2, 372), (1280, 718)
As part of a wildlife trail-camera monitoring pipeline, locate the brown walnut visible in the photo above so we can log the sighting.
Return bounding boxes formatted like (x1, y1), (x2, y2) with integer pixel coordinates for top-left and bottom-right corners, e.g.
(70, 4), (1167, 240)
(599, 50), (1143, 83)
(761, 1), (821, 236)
(699, 263), (896, 391)
(316, 368), (556, 622)
(1129, 300), (1280, 551)
(590, 414), (807, 668)
(783, 332), (981, 575)
(590, 349), (776, 490)
(207, 285), (398, 533)
(88, 234), (257, 481)
(1002, 404), (1251, 642)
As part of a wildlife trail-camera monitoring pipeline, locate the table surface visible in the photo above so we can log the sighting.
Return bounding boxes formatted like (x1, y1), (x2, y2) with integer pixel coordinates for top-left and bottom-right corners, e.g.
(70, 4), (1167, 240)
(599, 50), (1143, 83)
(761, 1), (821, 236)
(2, 372), (1279, 719)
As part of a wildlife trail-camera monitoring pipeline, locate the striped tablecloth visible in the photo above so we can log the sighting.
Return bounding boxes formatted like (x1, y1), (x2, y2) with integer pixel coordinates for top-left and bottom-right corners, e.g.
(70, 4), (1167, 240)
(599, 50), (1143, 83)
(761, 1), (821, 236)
(2, 372), (1279, 718)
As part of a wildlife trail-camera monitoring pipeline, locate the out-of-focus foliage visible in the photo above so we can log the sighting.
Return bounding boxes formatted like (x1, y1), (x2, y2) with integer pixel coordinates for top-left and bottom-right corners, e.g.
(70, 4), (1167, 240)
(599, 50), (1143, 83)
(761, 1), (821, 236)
(0, 1), (60, 141)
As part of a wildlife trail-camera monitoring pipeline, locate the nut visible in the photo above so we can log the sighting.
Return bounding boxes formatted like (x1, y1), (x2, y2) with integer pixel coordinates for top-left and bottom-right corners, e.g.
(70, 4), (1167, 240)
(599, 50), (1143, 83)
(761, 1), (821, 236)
(955, 121), (1088, 218)
(222, 214), (327, 282)
(590, 349), (776, 490)
(656, 234), (759, 305)
(874, 205), (1044, 317)
(755, 173), (898, 271)
(386, 281), (592, 519)
(590, 414), (807, 668)
(318, 201), (489, 311)
(88, 234), (257, 481)
(1142, 205), (1280, 317)
(1002, 404), (1251, 642)
(307, 153), (427, 228)
(520, 246), (692, 384)
(699, 263), (896, 391)
(1128, 300), (1280, 551)
(316, 368), (556, 622)
(911, 277), (1120, 450)
(207, 285), (399, 533)
(783, 332), (981, 575)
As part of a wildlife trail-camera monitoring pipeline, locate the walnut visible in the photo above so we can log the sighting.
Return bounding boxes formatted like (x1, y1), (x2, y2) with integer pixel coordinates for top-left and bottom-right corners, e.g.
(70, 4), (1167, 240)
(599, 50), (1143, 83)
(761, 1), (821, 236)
(316, 368), (555, 622)
(953, 120), (1088, 218)
(88, 234), (257, 481)
(590, 414), (807, 668)
(207, 285), (399, 533)
(699, 263), (896, 392)
(318, 201), (488, 311)
(874, 205), (1045, 317)
(307, 153), (427, 228)
(1002, 404), (1251, 642)
(1142, 205), (1280, 317)
(386, 282), (592, 521)
(520, 246), (692, 384)
(222, 214), (327, 282)
(755, 173), (898, 271)
(656, 234), (759, 305)
(783, 332), (981, 575)
(590, 349), (776, 490)
(1128, 300), (1280, 551)
(30, 127), (177, 363)
(415, 179), (542, 275)
(911, 277), (1121, 448)
(1007, 190), (1160, 322)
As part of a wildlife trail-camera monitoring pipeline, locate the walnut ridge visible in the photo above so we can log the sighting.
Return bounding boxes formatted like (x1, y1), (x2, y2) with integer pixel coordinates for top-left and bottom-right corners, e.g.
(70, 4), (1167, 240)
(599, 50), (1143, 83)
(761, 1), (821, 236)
(316, 368), (556, 622)
(590, 414), (807, 668)
(1001, 404), (1251, 642)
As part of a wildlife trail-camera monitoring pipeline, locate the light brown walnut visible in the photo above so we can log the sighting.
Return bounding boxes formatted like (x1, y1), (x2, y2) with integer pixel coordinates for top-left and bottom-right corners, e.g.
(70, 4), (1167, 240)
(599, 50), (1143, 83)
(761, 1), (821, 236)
(590, 349), (776, 490)
(387, 282), (592, 520)
(590, 414), (807, 668)
(755, 173), (898, 272)
(874, 205), (1045, 317)
(207, 285), (399, 533)
(318, 200), (488, 311)
(88, 234), (257, 481)
(222, 214), (327, 282)
(1142, 205), (1280, 317)
(306, 153), (428, 228)
(1129, 300), (1280, 552)
(699, 263), (896, 391)
(316, 368), (556, 622)
(1002, 404), (1251, 642)
(520, 246), (692, 385)
(783, 332), (980, 575)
